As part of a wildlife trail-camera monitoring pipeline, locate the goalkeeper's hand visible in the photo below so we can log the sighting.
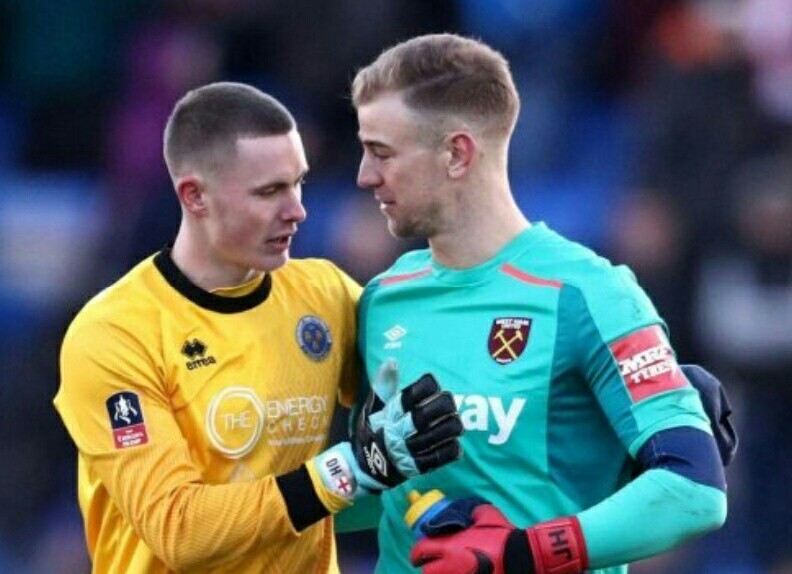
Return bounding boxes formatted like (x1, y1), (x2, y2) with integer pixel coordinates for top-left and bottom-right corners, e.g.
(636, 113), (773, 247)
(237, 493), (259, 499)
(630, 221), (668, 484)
(410, 498), (588, 574)
(310, 360), (463, 502)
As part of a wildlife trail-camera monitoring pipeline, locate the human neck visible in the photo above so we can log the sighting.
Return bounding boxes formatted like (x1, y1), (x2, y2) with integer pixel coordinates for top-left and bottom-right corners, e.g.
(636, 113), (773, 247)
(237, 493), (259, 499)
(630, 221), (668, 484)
(170, 229), (260, 292)
(429, 183), (529, 269)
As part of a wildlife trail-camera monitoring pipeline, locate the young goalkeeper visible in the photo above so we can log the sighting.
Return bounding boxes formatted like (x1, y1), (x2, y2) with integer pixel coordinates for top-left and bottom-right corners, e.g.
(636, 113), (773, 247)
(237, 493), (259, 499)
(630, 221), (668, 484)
(54, 82), (462, 574)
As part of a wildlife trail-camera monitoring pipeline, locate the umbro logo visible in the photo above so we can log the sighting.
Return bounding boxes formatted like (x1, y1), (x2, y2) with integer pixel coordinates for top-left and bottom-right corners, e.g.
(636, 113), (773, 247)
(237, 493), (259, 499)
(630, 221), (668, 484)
(364, 443), (388, 478)
(383, 325), (407, 349)
(181, 338), (217, 371)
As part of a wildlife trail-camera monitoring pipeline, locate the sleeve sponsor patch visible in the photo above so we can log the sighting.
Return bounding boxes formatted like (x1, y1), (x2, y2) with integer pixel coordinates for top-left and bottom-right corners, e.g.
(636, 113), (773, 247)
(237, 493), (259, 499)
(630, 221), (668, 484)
(106, 391), (149, 449)
(610, 325), (688, 403)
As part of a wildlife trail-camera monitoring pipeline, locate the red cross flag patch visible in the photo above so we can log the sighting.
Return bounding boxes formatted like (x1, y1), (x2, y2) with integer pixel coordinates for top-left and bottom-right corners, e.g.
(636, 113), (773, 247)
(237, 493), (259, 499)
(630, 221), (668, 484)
(610, 325), (687, 402)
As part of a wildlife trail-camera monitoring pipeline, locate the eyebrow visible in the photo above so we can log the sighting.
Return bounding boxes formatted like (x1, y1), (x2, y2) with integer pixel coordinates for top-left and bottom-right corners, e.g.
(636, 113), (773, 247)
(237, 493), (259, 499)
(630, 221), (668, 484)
(359, 137), (393, 151)
(250, 168), (309, 193)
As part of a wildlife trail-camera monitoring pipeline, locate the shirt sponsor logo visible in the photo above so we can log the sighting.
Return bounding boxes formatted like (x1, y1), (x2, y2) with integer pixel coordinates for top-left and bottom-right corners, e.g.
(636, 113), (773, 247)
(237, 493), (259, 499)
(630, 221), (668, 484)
(206, 387), (331, 458)
(453, 394), (526, 445)
(106, 391), (149, 449)
(610, 325), (687, 402)
(488, 317), (532, 364)
(181, 338), (217, 371)
(296, 316), (333, 361)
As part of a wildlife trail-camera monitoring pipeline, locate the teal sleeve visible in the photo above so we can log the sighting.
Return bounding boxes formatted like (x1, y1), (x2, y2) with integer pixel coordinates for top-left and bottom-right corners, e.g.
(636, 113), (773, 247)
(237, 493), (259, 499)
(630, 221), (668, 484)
(562, 284), (711, 455)
(577, 469), (727, 568)
(334, 494), (384, 532)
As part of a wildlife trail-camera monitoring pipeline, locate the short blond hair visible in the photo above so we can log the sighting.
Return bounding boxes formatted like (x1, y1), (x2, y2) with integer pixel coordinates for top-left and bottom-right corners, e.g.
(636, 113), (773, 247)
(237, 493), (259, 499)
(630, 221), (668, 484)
(352, 34), (520, 137)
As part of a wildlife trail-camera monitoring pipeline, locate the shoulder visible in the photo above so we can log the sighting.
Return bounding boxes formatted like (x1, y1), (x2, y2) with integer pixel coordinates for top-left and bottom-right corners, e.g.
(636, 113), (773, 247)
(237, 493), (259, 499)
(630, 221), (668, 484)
(61, 257), (164, 370)
(273, 258), (362, 302)
(511, 225), (662, 341)
(364, 249), (432, 293)
(66, 257), (160, 340)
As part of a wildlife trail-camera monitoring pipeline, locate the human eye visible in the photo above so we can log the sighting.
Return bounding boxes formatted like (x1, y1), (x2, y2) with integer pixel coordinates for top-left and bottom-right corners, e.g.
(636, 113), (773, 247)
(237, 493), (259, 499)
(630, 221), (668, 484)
(367, 146), (390, 161)
(252, 184), (281, 197)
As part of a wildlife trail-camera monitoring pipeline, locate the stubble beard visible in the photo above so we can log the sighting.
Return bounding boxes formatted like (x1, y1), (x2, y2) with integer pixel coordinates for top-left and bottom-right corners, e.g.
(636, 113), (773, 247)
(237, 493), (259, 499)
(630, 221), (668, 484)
(387, 204), (440, 240)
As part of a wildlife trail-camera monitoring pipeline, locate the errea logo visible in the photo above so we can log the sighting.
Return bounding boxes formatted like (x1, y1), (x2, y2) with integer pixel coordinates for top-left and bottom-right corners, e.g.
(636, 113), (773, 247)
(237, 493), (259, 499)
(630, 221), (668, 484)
(384, 325), (407, 349)
(182, 338), (217, 371)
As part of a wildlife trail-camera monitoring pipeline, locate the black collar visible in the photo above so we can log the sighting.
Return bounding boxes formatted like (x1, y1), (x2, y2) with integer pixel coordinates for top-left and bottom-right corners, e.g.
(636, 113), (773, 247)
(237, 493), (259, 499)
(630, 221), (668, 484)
(153, 248), (272, 313)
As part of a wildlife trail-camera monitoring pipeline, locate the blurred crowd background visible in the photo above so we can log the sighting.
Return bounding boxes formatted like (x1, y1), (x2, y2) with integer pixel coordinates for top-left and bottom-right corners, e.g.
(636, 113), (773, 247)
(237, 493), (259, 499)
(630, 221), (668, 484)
(1, 0), (791, 572)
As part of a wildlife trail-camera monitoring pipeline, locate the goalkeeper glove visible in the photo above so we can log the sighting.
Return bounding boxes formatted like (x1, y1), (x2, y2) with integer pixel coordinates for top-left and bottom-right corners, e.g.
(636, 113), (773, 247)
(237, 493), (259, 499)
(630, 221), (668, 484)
(410, 498), (588, 574)
(310, 360), (463, 502)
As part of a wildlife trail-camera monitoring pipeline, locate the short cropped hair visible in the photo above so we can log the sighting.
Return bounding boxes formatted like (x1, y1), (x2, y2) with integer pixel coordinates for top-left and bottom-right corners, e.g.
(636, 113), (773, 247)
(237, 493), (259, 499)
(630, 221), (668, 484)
(163, 82), (295, 177)
(351, 34), (520, 137)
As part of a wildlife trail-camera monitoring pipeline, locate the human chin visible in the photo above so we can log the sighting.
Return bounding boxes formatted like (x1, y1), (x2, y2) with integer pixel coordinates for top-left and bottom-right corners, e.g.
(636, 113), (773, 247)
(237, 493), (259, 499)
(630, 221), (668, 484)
(387, 217), (421, 240)
(250, 246), (290, 272)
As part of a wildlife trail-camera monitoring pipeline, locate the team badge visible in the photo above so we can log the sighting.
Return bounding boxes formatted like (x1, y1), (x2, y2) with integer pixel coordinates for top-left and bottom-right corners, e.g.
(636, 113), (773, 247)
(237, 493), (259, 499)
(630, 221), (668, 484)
(296, 315), (332, 361)
(488, 317), (532, 364)
(106, 391), (149, 449)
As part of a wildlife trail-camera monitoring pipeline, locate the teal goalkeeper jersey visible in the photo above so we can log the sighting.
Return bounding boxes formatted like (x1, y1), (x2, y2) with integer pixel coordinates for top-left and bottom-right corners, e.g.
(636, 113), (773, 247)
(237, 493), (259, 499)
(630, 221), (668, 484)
(357, 223), (711, 573)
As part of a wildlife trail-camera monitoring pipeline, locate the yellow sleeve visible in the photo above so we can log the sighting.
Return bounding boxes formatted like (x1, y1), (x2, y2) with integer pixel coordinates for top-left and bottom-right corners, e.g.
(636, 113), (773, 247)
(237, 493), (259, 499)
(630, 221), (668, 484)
(55, 318), (326, 571)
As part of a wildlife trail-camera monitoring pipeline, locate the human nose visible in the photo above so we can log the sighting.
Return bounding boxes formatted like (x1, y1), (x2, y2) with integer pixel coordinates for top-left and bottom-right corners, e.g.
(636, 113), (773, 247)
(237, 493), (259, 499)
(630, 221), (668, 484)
(357, 153), (381, 190)
(283, 188), (307, 223)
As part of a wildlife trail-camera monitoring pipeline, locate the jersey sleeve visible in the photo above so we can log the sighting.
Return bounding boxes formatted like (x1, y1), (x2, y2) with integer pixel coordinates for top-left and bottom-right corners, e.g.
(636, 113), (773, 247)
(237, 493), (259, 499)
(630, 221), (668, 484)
(54, 317), (321, 571)
(561, 267), (711, 457)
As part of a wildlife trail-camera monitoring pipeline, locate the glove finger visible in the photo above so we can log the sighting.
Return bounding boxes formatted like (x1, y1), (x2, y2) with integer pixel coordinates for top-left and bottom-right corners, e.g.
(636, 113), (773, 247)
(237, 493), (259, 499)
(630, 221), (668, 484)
(411, 391), (458, 431)
(401, 374), (441, 411)
(373, 359), (401, 403)
(411, 540), (473, 574)
(407, 415), (463, 454)
(413, 440), (462, 473)
(410, 538), (445, 567)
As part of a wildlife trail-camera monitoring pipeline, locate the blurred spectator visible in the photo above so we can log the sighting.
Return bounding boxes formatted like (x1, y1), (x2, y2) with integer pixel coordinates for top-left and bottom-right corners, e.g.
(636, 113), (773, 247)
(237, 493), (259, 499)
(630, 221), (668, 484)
(696, 148), (792, 572)
(103, 19), (223, 269)
(630, 0), (773, 251)
(3, 0), (146, 169)
(734, 0), (792, 125)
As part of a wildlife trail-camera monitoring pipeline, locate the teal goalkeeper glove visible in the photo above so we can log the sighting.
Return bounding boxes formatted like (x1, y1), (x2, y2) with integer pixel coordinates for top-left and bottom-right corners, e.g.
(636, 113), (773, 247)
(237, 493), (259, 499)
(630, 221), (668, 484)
(312, 360), (463, 501)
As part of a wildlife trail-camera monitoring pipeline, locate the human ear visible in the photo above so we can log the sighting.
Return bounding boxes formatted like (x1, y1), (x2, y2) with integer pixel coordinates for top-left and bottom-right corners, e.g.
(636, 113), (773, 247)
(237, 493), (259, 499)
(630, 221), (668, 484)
(446, 132), (476, 179)
(175, 175), (207, 215)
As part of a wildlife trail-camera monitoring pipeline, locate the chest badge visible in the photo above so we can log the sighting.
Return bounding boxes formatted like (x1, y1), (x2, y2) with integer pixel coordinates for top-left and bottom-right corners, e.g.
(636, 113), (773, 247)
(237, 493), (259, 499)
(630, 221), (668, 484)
(488, 317), (532, 364)
(296, 315), (333, 361)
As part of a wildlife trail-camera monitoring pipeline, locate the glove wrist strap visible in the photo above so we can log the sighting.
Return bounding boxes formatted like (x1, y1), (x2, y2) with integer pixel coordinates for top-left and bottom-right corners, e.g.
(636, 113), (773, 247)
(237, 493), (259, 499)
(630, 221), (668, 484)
(525, 516), (588, 574)
(504, 528), (535, 574)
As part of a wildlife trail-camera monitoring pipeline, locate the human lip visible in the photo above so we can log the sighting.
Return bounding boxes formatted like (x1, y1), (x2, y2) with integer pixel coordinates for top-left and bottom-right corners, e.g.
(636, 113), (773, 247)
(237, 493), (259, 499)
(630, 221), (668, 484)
(267, 233), (294, 251)
(376, 196), (395, 212)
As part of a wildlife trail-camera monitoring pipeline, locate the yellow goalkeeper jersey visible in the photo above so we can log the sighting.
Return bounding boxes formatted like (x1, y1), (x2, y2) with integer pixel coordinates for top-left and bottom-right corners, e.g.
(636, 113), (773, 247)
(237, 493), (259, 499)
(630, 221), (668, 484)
(54, 249), (361, 573)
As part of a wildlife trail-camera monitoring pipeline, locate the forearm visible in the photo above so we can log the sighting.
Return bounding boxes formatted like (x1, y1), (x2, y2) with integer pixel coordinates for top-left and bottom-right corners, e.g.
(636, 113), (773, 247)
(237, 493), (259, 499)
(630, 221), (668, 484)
(578, 469), (727, 568)
(93, 441), (333, 571)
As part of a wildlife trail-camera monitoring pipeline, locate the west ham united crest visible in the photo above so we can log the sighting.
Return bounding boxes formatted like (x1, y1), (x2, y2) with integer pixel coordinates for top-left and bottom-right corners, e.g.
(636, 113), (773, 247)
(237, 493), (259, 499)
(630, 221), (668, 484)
(488, 317), (532, 364)
(296, 315), (332, 361)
